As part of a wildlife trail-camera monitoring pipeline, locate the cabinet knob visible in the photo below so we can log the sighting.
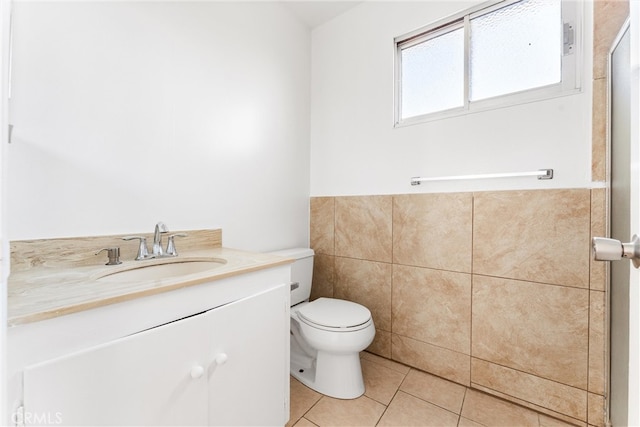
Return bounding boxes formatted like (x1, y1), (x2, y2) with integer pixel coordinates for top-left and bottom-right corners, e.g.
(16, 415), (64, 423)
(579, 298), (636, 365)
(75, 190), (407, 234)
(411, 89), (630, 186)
(215, 353), (228, 365)
(190, 365), (205, 379)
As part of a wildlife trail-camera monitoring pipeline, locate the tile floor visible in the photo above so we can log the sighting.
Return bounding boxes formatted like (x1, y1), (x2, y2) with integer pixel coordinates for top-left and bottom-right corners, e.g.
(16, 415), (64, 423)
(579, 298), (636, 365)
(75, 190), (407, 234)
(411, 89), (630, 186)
(287, 352), (578, 427)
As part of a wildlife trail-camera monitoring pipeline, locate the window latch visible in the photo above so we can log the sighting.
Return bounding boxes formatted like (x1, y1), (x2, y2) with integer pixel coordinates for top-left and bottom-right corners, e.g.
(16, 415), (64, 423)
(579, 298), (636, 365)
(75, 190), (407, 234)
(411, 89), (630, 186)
(563, 22), (575, 55)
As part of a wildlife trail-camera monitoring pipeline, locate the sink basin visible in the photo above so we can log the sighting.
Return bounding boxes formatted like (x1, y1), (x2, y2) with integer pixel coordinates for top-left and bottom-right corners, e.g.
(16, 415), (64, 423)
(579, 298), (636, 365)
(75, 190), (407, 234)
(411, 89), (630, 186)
(95, 258), (227, 283)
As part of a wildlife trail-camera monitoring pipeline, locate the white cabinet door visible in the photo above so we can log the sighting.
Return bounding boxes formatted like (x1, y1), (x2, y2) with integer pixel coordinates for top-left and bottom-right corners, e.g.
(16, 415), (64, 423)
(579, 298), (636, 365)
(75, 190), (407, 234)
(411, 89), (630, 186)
(21, 282), (289, 427)
(23, 312), (209, 426)
(207, 284), (289, 427)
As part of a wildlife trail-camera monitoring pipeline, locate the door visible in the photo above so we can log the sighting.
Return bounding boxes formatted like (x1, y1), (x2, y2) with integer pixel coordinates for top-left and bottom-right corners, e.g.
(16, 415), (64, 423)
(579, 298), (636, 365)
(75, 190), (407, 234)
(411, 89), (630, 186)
(610, 18), (632, 427)
(592, 9), (640, 426)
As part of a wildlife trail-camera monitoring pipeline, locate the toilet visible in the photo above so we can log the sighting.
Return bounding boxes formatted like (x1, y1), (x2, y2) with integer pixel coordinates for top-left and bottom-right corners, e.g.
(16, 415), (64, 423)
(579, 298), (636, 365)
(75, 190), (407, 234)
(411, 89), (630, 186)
(270, 248), (375, 399)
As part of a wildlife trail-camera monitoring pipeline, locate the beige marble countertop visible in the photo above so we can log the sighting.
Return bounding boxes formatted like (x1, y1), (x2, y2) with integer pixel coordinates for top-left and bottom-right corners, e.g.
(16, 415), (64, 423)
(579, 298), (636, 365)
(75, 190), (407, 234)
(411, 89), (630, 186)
(8, 247), (292, 327)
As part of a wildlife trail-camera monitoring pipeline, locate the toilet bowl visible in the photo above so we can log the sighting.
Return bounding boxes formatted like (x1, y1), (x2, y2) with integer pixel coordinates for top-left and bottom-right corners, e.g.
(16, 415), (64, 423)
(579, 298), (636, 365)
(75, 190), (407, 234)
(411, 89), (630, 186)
(270, 248), (375, 399)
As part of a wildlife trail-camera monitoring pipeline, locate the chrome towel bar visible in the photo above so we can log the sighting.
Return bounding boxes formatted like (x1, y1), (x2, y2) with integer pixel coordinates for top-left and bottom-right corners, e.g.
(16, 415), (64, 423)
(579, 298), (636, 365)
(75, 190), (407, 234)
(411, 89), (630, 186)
(410, 168), (553, 186)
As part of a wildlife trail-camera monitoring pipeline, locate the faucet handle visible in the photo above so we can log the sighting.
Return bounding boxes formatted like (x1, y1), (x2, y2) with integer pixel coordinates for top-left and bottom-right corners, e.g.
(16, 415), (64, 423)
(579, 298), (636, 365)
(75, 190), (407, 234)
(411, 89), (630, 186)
(166, 233), (187, 257)
(123, 236), (152, 260)
(96, 247), (122, 265)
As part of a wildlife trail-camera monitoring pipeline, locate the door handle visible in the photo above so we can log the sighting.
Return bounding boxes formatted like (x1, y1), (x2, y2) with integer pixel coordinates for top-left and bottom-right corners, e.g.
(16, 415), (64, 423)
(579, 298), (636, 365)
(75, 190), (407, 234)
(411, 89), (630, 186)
(592, 235), (640, 268)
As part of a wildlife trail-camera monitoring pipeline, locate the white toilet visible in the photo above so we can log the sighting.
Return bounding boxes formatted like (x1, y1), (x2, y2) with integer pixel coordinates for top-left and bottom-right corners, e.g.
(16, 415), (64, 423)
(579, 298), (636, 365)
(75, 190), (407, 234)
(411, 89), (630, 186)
(271, 248), (375, 399)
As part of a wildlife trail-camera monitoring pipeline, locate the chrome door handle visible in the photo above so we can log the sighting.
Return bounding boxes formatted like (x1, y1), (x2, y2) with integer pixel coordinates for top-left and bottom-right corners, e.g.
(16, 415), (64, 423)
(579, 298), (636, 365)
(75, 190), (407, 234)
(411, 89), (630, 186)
(592, 235), (640, 268)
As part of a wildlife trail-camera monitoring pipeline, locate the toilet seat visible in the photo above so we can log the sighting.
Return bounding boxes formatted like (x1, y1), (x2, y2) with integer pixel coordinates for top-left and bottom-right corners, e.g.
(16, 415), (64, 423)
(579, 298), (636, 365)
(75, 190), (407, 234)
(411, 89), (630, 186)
(297, 298), (372, 331)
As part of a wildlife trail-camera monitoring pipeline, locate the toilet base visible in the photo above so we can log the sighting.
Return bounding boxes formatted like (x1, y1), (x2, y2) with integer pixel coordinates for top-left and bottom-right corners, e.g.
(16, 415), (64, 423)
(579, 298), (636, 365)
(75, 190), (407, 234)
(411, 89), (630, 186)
(290, 335), (365, 399)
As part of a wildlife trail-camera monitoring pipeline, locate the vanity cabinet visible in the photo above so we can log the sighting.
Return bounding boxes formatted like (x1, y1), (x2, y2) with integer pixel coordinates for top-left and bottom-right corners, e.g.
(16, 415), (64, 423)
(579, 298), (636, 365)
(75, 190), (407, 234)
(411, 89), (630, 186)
(10, 271), (290, 427)
(23, 305), (209, 426)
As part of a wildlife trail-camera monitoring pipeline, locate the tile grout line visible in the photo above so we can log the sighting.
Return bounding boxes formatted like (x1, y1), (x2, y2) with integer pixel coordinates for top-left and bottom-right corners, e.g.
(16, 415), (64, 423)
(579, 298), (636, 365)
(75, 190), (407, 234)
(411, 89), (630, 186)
(373, 369), (408, 427)
(300, 394), (325, 426)
(470, 192), (475, 391)
(390, 195), (395, 359)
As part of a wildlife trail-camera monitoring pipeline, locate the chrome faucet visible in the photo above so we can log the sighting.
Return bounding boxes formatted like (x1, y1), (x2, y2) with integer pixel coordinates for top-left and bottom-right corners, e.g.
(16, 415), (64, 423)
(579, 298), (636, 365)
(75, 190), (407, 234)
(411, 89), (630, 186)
(152, 222), (169, 257)
(124, 222), (186, 260)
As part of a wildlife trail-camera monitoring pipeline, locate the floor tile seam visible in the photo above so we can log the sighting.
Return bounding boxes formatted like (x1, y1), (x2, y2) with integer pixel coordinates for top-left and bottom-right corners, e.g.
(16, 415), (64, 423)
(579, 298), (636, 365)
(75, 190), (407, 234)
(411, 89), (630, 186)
(397, 364), (471, 395)
(391, 389), (464, 426)
(369, 394), (390, 427)
(287, 414), (303, 427)
(290, 414), (318, 427)
(469, 381), (586, 425)
(374, 387), (401, 427)
(396, 387), (464, 418)
(362, 364), (405, 407)
(459, 386), (534, 427)
(469, 355), (589, 391)
(300, 395), (327, 424)
(300, 417), (318, 427)
(366, 356), (470, 387)
(469, 382), (583, 426)
(458, 415), (488, 427)
(365, 393), (395, 408)
(459, 385), (472, 421)
(307, 393), (386, 426)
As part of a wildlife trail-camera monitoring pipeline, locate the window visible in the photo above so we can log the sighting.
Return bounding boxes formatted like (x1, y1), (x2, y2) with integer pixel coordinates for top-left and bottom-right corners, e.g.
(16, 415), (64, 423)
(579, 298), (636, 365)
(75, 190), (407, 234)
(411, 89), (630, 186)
(401, 25), (465, 117)
(395, 0), (580, 126)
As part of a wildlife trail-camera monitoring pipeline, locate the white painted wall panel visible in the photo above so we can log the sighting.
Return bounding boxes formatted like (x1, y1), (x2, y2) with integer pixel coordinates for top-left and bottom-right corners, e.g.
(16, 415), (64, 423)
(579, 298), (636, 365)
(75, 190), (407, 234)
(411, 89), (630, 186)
(310, 1), (594, 196)
(8, 2), (311, 251)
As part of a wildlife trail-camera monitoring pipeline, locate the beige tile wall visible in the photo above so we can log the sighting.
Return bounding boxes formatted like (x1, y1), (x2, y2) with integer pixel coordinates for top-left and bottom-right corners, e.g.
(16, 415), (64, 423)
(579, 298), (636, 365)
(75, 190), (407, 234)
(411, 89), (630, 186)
(310, 189), (604, 426)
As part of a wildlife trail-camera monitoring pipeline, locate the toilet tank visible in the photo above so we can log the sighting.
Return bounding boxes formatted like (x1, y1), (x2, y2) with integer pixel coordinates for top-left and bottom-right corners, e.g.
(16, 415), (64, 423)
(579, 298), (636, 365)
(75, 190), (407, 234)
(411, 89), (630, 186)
(269, 248), (314, 306)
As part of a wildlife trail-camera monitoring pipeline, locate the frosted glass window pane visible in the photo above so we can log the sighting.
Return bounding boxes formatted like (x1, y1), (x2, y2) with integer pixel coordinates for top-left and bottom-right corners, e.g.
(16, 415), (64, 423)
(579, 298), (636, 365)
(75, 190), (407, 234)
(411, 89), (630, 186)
(470, 0), (561, 101)
(401, 28), (464, 119)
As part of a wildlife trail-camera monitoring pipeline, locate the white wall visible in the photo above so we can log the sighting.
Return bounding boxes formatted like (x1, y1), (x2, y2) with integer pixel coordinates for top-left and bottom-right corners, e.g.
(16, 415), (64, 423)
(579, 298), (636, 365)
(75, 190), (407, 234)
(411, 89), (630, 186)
(0, 0), (10, 423)
(8, 1), (311, 252)
(310, 1), (594, 196)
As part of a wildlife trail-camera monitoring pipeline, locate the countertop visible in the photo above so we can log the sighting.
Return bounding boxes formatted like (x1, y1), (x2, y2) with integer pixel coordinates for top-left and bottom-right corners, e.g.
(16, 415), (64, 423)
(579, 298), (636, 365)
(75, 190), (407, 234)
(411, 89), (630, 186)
(8, 247), (292, 326)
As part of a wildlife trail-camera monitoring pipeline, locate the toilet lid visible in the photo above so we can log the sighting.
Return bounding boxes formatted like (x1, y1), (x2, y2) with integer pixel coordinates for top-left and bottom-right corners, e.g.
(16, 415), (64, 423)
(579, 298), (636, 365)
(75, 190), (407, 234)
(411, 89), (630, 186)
(297, 298), (371, 329)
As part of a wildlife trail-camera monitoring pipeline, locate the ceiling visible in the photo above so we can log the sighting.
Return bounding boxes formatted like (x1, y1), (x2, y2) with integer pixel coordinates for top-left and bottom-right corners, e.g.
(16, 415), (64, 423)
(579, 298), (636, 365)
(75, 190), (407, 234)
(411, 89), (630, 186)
(280, 1), (363, 28)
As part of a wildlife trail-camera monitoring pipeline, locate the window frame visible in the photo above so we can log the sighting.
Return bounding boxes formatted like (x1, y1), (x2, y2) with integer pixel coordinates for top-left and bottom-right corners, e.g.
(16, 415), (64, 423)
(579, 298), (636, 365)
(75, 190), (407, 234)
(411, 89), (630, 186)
(394, 0), (582, 127)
